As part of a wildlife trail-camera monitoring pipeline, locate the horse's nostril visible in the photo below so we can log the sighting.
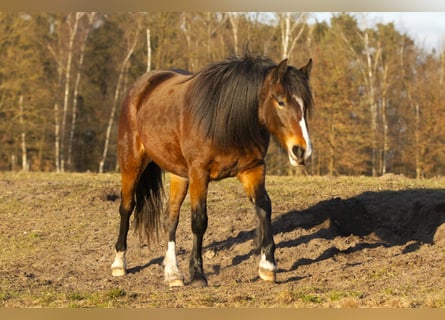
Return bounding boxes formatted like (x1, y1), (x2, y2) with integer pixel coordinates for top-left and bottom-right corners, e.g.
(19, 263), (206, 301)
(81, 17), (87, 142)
(292, 146), (305, 159)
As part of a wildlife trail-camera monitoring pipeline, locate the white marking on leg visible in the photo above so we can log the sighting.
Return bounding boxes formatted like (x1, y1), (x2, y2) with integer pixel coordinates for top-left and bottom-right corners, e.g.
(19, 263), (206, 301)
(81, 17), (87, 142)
(111, 250), (127, 276)
(164, 241), (177, 272)
(259, 253), (276, 272)
(163, 241), (184, 285)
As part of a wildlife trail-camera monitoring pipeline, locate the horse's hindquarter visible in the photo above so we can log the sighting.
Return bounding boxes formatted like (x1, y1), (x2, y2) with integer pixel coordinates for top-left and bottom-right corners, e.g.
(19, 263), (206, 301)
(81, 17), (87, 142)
(134, 71), (190, 177)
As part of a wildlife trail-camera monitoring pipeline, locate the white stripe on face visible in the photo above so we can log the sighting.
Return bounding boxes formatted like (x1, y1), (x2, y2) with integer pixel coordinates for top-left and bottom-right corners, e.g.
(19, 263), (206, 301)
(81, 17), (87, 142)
(295, 96), (312, 160)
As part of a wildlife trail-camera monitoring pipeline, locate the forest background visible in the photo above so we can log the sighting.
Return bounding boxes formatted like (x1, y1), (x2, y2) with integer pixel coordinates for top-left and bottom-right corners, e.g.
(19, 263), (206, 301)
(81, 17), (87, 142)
(1, 12), (444, 178)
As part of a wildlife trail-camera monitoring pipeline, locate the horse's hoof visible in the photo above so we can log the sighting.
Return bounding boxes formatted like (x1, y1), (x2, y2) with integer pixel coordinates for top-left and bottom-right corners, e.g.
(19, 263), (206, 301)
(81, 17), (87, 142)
(189, 277), (208, 288)
(111, 267), (126, 277)
(111, 251), (127, 277)
(259, 267), (276, 282)
(168, 278), (185, 288)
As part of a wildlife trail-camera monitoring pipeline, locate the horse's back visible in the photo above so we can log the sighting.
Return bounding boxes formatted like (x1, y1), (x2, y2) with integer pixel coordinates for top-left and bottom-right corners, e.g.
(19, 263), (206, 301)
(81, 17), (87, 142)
(127, 70), (184, 112)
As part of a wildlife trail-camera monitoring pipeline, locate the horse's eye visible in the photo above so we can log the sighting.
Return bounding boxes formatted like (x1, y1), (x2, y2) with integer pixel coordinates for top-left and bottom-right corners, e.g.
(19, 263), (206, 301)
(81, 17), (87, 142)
(276, 98), (286, 107)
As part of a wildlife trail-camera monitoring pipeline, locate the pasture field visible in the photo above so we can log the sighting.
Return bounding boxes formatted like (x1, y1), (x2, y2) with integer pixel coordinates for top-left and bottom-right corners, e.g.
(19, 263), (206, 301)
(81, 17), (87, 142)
(0, 172), (444, 307)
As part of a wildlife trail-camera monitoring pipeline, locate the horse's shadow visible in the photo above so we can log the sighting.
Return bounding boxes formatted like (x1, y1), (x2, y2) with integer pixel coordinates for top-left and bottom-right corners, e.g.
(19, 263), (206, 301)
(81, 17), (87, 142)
(127, 256), (163, 275)
(129, 188), (445, 278)
(205, 188), (445, 277)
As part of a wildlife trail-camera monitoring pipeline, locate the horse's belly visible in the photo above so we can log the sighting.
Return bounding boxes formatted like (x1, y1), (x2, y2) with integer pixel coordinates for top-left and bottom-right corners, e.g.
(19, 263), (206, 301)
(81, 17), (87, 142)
(208, 154), (265, 181)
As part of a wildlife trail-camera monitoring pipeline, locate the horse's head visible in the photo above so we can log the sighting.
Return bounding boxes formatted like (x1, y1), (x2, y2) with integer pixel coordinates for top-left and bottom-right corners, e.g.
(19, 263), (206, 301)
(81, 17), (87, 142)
(259, 58), (313, 167)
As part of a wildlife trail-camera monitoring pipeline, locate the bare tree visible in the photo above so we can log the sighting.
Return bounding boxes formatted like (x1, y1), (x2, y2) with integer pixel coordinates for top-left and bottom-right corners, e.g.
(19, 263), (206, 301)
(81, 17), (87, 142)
(276, 12), (306, 59)
(46, 22), (63, 172)
(59, 12), (84, 172)
(18, 95), (28, 171)
(399, 36), (422, 178)
(380, 62), (390, 175)
(180, 12), (229, 69)
(340, 28), (381, 176)
(46, 13), (84, 172)
(67, 12), (96, 170)
(227, 12), (240, 55)
(180, 13), (195, 70)
(146, 28), (151, 72)
(99, 15), (142, 173)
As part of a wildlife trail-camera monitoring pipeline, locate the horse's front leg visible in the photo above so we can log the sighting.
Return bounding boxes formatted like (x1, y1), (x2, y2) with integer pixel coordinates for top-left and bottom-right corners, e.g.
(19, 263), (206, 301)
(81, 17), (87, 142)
(163, 174), (189, 287)
(238, 165), (276, 282)
(188, 170), (209, 287)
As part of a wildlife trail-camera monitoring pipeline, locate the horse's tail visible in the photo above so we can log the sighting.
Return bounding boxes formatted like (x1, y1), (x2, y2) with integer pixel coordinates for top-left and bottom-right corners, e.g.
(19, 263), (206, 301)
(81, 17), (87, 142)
(134, 161), (164, 246)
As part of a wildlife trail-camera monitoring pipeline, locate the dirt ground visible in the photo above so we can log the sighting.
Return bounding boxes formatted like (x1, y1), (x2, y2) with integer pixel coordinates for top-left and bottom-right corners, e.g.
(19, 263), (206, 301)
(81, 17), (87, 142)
(0, 172), (444, 307)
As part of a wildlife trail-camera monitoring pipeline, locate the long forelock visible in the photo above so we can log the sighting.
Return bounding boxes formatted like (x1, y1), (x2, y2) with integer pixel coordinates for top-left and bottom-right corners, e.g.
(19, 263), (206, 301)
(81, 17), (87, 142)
(187, 55), (275, 152)
(284, 67), (314, 117)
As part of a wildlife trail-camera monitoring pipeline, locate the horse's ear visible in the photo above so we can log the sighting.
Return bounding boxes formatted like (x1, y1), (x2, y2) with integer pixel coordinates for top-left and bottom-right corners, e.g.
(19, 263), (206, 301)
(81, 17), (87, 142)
(300, 58), (313, 79)
(274, 59), (288, 82)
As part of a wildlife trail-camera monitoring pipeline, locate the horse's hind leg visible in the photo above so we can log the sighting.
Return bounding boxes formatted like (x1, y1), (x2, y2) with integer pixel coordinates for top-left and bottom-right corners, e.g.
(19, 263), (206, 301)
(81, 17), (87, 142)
(111, 167), (139, 276)
(238, 165), (276, 282)
(111, 132), (148, 277)
(163, 174), (189, 287)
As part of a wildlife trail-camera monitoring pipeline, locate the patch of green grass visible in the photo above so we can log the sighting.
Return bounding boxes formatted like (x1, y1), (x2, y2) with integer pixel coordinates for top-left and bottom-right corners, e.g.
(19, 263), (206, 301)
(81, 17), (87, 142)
(278, 286), (325, 305)
(299, 293), (324, 304)
(0, 290), (19, 304)
(198, 293), (220, 307)
(326, 289), (364, 302)
(66, 291), (85, 302)
(383, 287), (400, 296)
(106, 287), (127, 300)
(69, 288), (128, 307)
(328, 290), (348, 302)
(368, 267), (396, 280)
(9, 288), (133, 308)
(35, 290), (59, 306)
(278, 286), (366, 306)
(231, 293), (256, 305)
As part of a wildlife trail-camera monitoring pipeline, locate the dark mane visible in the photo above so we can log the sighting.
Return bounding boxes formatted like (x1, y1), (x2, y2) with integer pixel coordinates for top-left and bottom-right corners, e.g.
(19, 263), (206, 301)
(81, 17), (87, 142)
(186, 55), (275, 152)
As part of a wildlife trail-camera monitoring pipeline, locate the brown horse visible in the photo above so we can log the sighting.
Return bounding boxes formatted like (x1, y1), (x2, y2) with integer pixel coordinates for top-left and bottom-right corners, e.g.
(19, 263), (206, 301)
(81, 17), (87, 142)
(111, 55), (313, 287)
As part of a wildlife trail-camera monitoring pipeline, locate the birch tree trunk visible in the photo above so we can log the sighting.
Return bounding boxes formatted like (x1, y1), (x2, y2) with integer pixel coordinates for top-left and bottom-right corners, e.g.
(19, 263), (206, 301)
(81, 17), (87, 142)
(180, 13), (195, 71)
(277, 12), (306, 60)
(18, 95), (28, 171)
(341, 30), (381, 176)
(399, 38), (421, 178)
(228, 12), (239, 55)
(46, 16), (64, 173)
(67, 12), (95, 170)
(380, 64), (389, 175)
(60, 12), (83, 172)
(146, 28), (151, 72)
(363, 32), (380, 176)
(54, 100), (61, 172)
(414, 102), (421, 179)
(99, 25), (140, 173)
(440, 50), (444, 98)
(53, 64), (63, 173)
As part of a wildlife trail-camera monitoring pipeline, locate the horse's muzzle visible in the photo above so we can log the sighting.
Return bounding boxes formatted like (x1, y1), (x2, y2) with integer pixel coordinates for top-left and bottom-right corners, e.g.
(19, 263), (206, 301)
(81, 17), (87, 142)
(288, 145), (306, 167)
